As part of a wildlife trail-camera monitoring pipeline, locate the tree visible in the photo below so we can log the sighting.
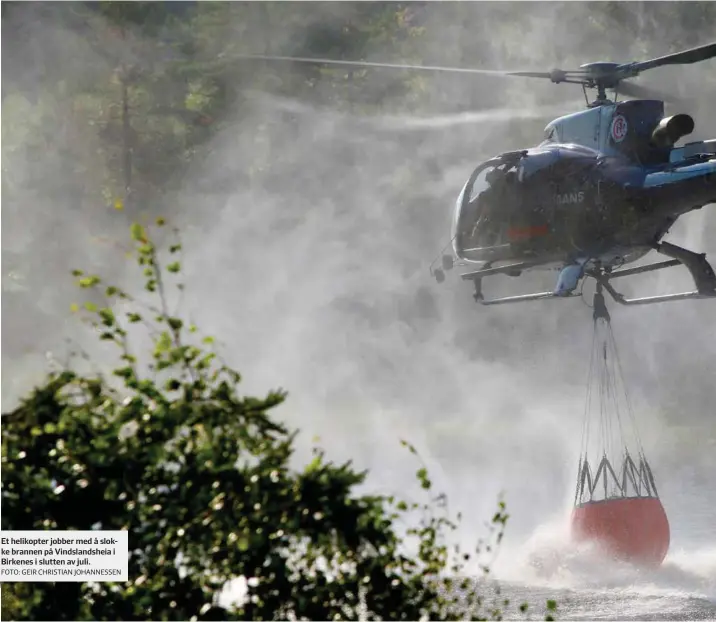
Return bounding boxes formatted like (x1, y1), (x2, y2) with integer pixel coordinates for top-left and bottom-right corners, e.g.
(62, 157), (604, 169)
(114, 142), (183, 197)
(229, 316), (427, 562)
(1, 219), (556, 622)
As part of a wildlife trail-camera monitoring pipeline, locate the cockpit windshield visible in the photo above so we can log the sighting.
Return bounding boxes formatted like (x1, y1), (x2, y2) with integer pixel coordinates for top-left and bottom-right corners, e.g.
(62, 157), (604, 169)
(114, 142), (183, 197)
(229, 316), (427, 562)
(451, 159), (520, 261)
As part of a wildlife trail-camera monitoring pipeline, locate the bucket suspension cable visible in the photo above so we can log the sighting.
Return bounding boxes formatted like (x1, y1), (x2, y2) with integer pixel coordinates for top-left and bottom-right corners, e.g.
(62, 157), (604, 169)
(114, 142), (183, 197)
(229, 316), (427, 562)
(574, 282), (658, 506)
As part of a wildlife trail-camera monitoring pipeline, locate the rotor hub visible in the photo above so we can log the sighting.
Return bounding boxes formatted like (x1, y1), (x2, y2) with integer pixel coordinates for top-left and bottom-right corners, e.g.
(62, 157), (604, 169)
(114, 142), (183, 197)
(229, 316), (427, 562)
(578, 62), (623, 88)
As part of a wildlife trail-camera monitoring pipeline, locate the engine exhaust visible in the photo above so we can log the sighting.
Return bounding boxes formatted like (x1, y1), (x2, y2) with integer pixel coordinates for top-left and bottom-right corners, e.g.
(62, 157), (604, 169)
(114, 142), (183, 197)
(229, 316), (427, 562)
(651, 114), (695, 148)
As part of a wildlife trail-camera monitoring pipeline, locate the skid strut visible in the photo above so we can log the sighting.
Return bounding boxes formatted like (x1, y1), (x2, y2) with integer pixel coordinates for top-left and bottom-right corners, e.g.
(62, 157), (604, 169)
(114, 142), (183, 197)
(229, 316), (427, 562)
(594, 241), (716, 305)
(454, 241), (716, 306)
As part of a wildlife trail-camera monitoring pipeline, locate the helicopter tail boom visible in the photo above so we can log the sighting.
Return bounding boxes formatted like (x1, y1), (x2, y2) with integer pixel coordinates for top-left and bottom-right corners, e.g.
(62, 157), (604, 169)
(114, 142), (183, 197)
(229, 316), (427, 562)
(669, 139), (716, 164)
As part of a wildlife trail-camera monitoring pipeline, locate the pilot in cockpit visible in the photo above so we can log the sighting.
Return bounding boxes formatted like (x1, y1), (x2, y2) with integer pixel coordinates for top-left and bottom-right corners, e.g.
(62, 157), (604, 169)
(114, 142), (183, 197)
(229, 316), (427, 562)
(471, 166), (518, 247)
(485, 167), (505, 188)
(484, 167), (519, 215)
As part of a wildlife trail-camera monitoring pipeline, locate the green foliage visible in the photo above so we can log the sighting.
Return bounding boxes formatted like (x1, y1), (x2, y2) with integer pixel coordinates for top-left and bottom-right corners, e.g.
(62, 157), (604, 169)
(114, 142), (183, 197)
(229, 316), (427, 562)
(1, 221), (556, 621)
(1, 584), (23, 620)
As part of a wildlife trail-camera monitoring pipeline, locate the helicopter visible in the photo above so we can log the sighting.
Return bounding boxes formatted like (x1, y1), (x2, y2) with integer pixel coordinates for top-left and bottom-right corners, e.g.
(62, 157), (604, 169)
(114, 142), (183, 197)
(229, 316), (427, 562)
(235, 42), (716, 307)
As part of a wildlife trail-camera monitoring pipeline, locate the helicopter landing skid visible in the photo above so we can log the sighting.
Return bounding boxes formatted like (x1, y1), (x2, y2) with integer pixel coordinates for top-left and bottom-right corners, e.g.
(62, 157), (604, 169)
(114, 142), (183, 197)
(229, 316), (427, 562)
(460, 261), (582, 306)
(459, 242), (716, 307)
(593, 241), (716, 306)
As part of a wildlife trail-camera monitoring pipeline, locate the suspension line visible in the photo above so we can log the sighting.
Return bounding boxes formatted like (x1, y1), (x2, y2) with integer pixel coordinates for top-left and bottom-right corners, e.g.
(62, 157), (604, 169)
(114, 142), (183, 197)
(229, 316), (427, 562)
(580, 281), (646, 462)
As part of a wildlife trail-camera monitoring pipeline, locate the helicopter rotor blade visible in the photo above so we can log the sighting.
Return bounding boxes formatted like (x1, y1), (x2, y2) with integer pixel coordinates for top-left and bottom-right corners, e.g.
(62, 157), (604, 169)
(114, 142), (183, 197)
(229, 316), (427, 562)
(617, 80), (675, 102)
(248, 90), (575, 131)
(505, 69), (594, 84)
(500, 70), (554, 79)
(505, 70), (566, 83)
(622, 42), (716, 76)
(235, 53), (600, 88)
(230, 42), (716, 99)
(231, 53), (531, 78)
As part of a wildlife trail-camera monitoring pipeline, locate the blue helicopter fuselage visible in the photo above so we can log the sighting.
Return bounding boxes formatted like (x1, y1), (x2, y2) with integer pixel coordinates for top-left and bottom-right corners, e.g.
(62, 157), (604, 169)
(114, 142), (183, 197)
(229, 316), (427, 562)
(452, 99), (716, 272)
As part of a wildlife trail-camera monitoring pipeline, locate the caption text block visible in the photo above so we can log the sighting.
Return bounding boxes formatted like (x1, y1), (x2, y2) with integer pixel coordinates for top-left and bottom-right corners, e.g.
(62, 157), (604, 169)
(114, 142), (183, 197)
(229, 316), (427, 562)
(0, 530), (128, 582)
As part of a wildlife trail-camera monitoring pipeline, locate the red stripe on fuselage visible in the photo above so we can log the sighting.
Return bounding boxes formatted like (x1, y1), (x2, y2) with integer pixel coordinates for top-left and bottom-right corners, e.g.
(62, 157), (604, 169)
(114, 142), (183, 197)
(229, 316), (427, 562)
(507, 224), (549, 241)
